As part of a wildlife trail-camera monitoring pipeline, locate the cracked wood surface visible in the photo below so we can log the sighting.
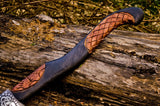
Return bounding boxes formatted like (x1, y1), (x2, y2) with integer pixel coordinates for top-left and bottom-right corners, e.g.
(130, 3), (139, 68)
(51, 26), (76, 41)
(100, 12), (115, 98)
(0, 16), (160, 105)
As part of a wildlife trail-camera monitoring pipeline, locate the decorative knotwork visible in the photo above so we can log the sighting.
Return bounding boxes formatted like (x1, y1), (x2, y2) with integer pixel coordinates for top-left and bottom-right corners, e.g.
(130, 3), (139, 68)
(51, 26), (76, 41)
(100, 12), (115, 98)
(84, 12), (135, 53)
(12, 64), (45, 92)
(0, 90), (24, 106)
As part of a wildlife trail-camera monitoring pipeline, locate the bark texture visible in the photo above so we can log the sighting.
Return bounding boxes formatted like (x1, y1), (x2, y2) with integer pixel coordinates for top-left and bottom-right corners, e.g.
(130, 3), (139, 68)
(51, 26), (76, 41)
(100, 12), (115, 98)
(0, 15), (160, 105)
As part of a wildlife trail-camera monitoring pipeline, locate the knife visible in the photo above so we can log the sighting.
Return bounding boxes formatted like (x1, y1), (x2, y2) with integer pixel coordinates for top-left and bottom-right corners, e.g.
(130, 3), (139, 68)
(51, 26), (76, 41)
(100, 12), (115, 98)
(0, 7), (144, 106)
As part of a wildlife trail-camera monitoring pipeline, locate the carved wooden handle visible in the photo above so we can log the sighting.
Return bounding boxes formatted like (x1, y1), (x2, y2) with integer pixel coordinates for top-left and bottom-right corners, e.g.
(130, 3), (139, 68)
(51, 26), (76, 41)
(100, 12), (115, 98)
(85, 8), (143, 53)
(12, 64), (45, 92)
(10, 7), (144, 101)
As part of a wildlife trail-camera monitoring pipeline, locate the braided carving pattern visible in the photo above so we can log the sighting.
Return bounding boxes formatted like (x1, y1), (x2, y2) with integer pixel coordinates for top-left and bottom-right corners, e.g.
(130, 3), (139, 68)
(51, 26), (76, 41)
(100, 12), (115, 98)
(84, 12), (135, 53)
(12, 64), (45, 92)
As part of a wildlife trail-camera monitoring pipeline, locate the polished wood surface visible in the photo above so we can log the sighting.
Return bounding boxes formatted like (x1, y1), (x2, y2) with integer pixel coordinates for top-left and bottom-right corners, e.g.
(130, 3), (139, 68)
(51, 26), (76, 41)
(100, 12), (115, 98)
(85, 12), (134, 53)
(12, 64), (45, 92)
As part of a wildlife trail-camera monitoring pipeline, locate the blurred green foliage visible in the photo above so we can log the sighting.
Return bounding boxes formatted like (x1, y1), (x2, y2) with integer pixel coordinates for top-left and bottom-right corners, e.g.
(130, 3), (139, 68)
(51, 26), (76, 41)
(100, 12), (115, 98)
(92, 0), (160, 33)
(0, 0), (159, 33)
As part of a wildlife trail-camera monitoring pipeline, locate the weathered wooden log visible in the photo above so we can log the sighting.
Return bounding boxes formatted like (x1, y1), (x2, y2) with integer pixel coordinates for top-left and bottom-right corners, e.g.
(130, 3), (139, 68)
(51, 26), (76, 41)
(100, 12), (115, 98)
(0, 15), (160, 105)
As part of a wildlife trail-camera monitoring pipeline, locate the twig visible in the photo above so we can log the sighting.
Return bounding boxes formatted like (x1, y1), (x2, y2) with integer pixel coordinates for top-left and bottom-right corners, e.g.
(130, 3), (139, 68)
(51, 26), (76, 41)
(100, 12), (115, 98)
(0, 1), (9, 4)
(1, 0), (50, 8)
(143, 20), (160, 22)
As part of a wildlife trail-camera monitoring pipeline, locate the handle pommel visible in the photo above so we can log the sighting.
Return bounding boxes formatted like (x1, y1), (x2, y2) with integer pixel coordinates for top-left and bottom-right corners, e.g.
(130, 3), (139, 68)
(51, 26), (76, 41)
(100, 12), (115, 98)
(117, 7), (144, 25)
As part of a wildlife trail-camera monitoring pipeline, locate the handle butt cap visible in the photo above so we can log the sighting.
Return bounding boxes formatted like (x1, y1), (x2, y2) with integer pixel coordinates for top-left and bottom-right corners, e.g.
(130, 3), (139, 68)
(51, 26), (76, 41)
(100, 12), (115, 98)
(116, 7), (144, 25)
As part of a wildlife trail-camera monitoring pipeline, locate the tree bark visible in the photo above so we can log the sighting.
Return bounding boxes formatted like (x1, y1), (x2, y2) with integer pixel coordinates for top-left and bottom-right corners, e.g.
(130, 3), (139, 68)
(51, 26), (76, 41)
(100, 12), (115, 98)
(0, 15), (160, 105)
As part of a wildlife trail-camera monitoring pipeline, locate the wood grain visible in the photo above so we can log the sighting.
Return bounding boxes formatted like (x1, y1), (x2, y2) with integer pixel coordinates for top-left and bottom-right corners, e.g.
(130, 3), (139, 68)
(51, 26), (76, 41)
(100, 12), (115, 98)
(0, 15), (160, 105)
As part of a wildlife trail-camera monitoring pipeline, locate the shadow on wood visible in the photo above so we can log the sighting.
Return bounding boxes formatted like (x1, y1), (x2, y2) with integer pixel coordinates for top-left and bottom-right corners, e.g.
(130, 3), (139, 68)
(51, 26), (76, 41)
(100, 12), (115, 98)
(0, 15), (160, 105)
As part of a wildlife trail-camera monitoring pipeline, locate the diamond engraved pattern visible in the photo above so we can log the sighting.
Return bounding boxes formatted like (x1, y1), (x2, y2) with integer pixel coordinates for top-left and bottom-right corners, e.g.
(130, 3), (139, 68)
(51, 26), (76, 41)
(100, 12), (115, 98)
(84, 12), (134, 53)
(12, 64), (45, 92)
(0, 90), (24, 106)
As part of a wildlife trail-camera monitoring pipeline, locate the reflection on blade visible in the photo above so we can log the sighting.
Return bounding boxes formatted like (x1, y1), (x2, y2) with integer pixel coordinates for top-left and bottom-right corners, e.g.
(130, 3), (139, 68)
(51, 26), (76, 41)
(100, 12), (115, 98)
(0, 89), (24, 106)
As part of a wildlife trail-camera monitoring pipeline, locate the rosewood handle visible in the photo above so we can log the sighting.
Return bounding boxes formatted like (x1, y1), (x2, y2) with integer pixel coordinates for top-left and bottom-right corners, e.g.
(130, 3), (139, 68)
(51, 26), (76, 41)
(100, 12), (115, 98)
(84, 7), (144, 53)
(12, 64), (45, 92)
(11, 7), (144, 101)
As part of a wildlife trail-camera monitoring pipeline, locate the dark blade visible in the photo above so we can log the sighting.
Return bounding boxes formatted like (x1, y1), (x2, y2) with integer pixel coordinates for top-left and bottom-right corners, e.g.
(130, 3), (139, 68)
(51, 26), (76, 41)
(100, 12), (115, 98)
(12, 38), (89, 100)
(7, 7), (144, 102)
